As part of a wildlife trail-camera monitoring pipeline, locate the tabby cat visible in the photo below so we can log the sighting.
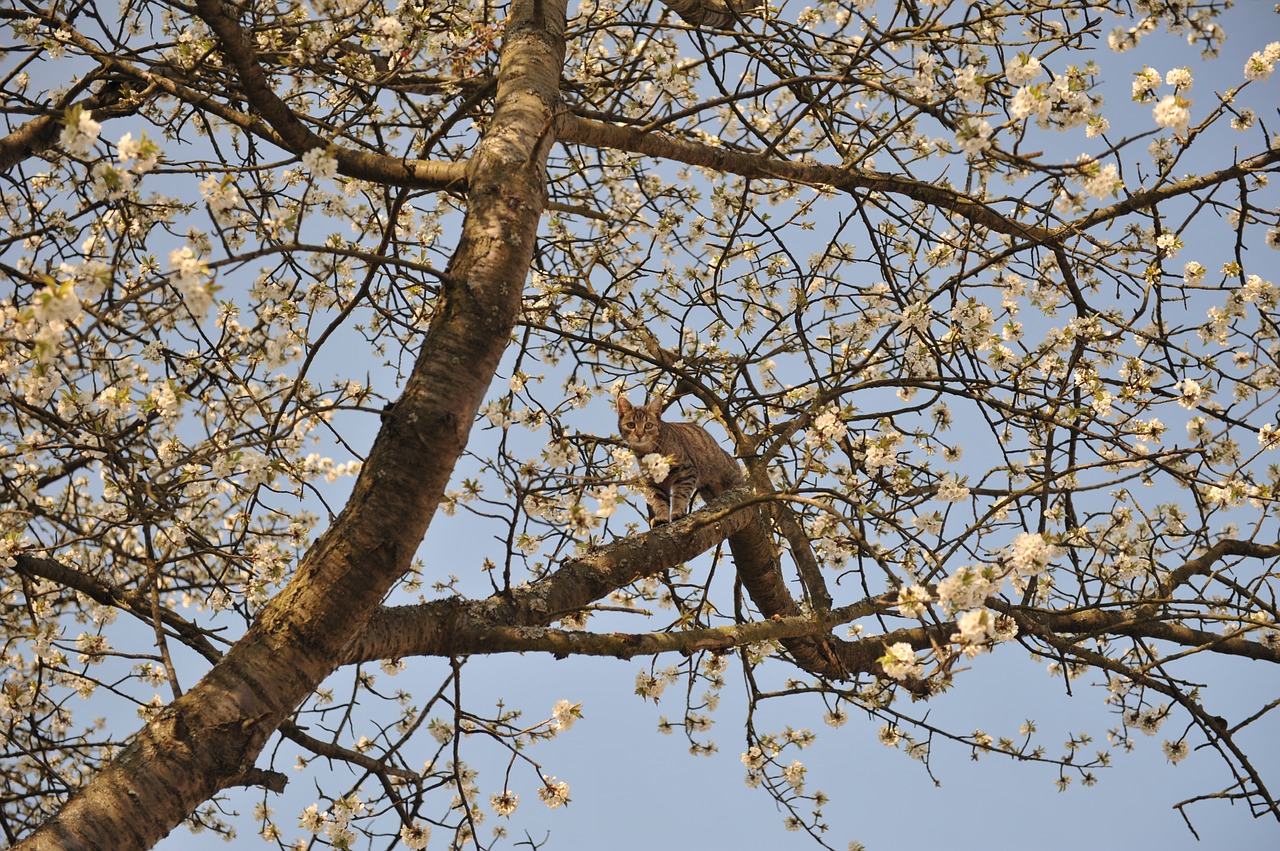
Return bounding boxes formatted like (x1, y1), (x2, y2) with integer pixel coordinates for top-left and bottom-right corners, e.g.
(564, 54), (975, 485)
(617, 396), (744, 524)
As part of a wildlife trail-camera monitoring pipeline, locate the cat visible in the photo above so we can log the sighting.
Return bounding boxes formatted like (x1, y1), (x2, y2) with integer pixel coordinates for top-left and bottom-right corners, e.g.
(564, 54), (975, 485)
(617, 396), (744, 524)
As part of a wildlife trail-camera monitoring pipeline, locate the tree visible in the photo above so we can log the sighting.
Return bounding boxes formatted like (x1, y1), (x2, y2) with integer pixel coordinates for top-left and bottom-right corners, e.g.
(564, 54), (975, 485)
(2, 0), (1279, 848)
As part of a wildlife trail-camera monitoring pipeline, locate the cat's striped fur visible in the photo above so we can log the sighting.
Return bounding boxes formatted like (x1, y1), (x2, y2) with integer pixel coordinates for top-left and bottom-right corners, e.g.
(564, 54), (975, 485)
(617, 396), (743, 524)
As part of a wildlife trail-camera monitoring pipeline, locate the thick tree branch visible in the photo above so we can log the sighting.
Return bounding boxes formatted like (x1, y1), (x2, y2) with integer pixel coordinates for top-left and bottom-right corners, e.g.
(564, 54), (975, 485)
(341, 486), (882, 683)
(0, 80), (136, 171)
(989, 602), (1280, 665)
(727, 509), (849, 678)
(9, 554), (223, 662)
(190, 0), (330, 153)
(558, 113), (1056, 243)
(1156, 538), (1280, 601)
(0, 9), (468, 189)
(441, 598), (885, 660)
(557, 114), (1280, 251)
(343, 488), (760, 664)
(659, 0), (758, 28)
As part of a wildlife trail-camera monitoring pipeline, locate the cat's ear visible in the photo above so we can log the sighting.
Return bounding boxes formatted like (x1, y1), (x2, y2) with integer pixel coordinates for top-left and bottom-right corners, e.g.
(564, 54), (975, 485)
(645, 395), (665, 415)
(617, 396), (633, 415)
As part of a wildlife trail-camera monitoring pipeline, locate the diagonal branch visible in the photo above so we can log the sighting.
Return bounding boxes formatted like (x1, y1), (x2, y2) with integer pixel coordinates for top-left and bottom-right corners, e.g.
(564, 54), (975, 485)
(1073, 147), (1280, 236)
(10, 554), (223, 661)
(191, 0), (325, 153)
(557, 113), (1056, 243)
(191, 0), (465, 188)
(1155, 538), (1280, 601)
(0, 81), (136, 171)
(727, 506), (849, 678)
(342, 488), (760, 664)
(340, 483), (890, 685)
(557, 113), (1280, 249)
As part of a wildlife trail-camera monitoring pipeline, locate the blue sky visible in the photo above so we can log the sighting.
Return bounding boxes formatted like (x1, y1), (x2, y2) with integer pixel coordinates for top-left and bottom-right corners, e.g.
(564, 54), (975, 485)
(9, 1), (1277, 848)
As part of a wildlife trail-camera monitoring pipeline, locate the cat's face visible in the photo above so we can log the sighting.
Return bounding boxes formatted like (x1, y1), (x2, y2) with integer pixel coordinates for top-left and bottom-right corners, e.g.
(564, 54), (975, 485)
(618, 396), (663, 453)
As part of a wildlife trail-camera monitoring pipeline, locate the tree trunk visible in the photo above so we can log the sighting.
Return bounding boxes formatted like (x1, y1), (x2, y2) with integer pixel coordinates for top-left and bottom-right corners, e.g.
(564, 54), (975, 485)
(14, 2), (568, 848)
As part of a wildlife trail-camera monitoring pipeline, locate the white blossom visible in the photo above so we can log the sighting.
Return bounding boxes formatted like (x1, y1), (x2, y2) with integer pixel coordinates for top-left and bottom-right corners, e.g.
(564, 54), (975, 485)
(879, 642), (922, 681)
(635, 670), (666, 701)
(1156, 232), (1180, 256)
(551, 699), (580, 731)
(117, 132), (161, 173)
(490, 791), (519, 818)
(90, 161), (134, 200)
(1075, 156), (1123, 200)
(782, 760), (806, 790)
(896, 584), (930, 617)
(808, 407), (848, 446)
(168, 246), (214, 317)
(330, 794), (364, 826)
(1162, 740), (1189, 764)
(741, 745), (767, 771)
(1175, 378), (1205, 409)
(59, 106), (100, 155)
(372, 16), (404, 54)
(1127, 704), (1170, 736)
(1244, 43), (1280, 81)
(1153, 95), (1191, 135)
(953, 65), (984, 102)
(149, 382), (181, 420)
(936, 564), (1002, 613)
(952, 608), (1000, 646)
(1131, 66), (1161, 103)
(427, 718), (453, 744)
(298, 804), (326, 834)
(301, 146), (338, 181)
(31, 279), (82, 328)
(1164, 67), (1193, 90)
(199, 174), (242, 213)
(955, 118), (993, 155)
(399, 822), (431, 848)
(0, 538), (21, 569)
(639, 453), (671, 483)
(1004, 532), (1059, 576)
(1011, 85), (1052, 122)
(592, 485), (621, 518)
(935, 475), (970, 503)
(1005, 53), (1042, 86)
(538, 776), (570, 809)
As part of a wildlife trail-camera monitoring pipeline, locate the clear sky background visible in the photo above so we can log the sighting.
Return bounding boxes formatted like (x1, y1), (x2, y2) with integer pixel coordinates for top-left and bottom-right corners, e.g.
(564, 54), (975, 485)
(20, 2), (1275, 849)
